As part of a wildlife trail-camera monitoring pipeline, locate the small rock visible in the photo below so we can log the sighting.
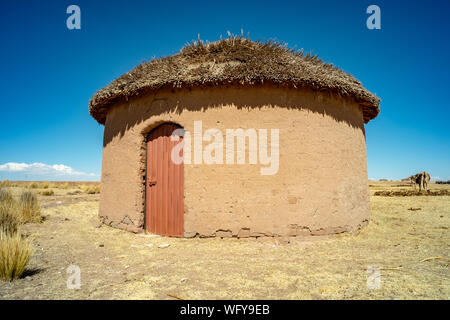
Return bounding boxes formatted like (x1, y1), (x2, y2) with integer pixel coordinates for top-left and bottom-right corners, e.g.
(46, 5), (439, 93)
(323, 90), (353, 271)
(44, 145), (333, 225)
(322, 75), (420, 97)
(158, 243), (170, 249)
(215, 230), (232, 238)
(237, 228), (251, 238)
(130, 245), (142, 248)
(25, 276), (32, 281)
(144, 243), (154, 248)
(184, 231), (197, 238)
(99, 244), (104, 247)
(180, 278), (188, 283)
(90, 217), (102, 228)
(277, 237), (290, 245)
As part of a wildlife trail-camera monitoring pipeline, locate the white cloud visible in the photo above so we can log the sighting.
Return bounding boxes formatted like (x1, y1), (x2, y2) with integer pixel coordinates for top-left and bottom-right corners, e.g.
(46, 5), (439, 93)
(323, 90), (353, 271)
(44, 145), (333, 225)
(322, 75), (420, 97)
(0, 162), (98, 180)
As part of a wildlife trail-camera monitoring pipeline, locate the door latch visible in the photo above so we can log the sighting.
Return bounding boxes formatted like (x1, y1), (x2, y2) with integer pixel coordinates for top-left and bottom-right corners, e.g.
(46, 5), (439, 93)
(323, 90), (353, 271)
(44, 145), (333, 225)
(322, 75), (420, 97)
(148, 181), (157, 186)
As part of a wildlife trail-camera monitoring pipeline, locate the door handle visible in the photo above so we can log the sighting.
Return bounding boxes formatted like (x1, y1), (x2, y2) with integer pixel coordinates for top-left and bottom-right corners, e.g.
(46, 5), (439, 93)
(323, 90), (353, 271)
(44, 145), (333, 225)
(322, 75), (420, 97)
(148, 181), (157, 187)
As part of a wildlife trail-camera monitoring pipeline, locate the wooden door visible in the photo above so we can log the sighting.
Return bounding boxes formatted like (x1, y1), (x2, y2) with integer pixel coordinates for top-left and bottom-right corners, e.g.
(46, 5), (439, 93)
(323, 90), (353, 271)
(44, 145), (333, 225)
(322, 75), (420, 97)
(145, 123), (184, 237)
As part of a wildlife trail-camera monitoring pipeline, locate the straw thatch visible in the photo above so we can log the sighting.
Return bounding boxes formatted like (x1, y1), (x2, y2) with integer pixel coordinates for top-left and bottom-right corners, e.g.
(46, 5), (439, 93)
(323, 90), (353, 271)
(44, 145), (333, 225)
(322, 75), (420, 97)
(89, 35), (380, 124)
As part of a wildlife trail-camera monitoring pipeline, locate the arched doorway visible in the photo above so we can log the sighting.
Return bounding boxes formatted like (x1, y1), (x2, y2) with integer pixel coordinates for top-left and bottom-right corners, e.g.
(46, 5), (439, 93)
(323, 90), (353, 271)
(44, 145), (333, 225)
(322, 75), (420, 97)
(145, 123), (184, 237)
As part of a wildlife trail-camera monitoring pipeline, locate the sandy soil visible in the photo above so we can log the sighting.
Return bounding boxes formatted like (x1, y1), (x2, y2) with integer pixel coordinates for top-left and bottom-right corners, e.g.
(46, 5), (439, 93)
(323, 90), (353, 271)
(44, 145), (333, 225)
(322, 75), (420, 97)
(0, 182), (449, 299)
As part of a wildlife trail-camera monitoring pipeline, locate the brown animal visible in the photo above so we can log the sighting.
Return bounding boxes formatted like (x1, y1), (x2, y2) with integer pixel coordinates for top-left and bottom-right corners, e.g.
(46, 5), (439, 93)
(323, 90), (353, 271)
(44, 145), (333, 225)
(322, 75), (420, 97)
(409, 172), (430, 191)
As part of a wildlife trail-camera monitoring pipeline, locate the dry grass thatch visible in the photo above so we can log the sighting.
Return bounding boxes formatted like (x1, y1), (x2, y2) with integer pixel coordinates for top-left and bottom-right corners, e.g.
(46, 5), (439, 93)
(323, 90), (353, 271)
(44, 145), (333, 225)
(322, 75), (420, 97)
(89, 34), (380, 124)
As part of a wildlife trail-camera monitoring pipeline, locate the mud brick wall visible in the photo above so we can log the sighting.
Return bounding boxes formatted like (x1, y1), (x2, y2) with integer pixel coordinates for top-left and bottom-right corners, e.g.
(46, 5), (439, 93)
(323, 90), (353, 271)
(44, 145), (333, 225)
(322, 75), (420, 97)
(99, 85), (370, 237)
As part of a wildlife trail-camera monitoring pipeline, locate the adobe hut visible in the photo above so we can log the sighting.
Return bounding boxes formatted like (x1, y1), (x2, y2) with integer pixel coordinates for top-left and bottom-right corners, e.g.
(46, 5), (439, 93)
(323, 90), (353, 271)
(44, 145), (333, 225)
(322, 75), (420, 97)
(89, 36), (380, 238)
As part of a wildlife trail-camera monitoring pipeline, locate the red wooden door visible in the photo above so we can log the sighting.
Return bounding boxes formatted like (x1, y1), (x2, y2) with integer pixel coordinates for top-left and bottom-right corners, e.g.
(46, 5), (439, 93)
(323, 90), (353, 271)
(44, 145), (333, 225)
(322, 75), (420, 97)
(146, 123), (184, 237)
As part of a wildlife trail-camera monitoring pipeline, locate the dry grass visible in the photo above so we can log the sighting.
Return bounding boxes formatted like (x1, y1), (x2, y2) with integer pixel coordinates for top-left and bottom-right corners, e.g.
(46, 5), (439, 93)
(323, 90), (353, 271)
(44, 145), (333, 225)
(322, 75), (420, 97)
(0, 205), (20, 236)
(28, 182), (39, 189)
(2, 181), (99, 190)
(0, 188), (35, 282)
(17, 191), (41, 223)
(0, 180), (19, 188)
(59, 183), (69, 190)
(0, 182), (447, 299)
(38, 189), (55, 196)
(0, 188), (20, 235)
(81, 185), (100, 194)
(374, 189), (450, 196)
(0, 188), (14, 204)
(89, 34), (380, 125)
(0, 188), (41, 224)
(0, 232), (32, 281)
(27, 182), (50, 189)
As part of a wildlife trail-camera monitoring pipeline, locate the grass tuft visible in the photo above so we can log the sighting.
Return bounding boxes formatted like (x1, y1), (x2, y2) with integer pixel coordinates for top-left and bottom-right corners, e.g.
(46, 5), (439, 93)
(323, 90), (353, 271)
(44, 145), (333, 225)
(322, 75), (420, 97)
(0, 205), (20, 236)
(0, 188), (14, 204)
(17, 191), (41, 223)
(0, 188), (20, 235)
(0, 180), (11, 188)
(28, 182), (39, 189)
(80, 185), (100, 194)
(38, 189), (54, 196)
(59, 183), (69, 190)
(0, 232), (32, 281)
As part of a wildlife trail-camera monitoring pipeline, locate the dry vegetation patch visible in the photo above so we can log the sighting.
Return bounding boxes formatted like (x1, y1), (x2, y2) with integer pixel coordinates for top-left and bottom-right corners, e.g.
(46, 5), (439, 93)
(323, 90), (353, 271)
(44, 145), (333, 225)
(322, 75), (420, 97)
(0, 182), (448, 299)
(38, 190), (55, 196)
(374, 189), (450, 197)
(0, 188), (39, 281)
(0, 232), (32, 281)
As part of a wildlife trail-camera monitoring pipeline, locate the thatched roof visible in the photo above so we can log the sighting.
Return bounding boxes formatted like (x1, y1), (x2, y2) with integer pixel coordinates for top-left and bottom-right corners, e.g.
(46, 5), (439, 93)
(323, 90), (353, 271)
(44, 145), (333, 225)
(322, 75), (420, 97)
(89, 36), (380, 124)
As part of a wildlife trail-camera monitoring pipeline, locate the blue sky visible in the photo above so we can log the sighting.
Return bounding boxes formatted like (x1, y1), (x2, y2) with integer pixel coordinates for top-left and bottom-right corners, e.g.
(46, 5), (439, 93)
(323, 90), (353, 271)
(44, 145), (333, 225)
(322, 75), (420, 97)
(0, 0), (449, 181)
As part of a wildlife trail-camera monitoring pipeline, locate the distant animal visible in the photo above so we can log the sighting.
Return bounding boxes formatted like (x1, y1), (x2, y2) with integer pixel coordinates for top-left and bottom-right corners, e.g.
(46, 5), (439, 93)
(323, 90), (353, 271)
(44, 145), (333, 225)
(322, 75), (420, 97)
(409, 174), (419, 189)
(409, 172), (430, 191)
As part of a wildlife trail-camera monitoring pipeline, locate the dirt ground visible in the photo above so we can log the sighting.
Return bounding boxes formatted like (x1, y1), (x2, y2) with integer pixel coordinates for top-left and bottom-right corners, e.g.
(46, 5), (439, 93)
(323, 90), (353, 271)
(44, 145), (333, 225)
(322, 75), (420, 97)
(0, 182), (449, 299)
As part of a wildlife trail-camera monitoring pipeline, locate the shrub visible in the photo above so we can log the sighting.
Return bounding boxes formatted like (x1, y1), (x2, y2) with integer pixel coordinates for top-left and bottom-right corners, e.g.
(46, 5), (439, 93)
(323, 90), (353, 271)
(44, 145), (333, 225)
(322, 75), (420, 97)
(28, 182), (39, 189)
(59, 183), (69, 190)
(17, 191), (41, 223)
(38, 189), (54, 196)
(0, 180), (11, 188)
(0, 206), (20, 236)
(0, 188), (20, 235)
(85, 185), (100, 194)
(0, 188), (14, 204)
(0, 232), (32, 281)
(41, 181), (50, 189)
(80, 185), (100, 194)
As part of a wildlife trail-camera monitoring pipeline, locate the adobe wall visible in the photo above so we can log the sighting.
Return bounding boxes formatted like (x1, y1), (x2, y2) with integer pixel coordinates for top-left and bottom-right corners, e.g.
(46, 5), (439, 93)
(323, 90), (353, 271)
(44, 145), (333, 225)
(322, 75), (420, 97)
(99, 86), (370, 237)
